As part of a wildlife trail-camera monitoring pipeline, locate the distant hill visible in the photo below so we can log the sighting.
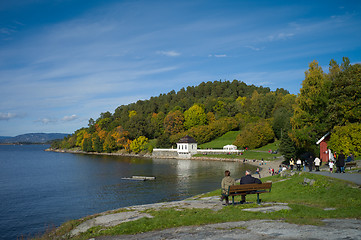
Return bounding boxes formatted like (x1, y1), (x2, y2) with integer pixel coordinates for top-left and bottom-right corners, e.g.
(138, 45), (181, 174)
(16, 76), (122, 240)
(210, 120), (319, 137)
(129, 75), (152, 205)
(0, 133), (69, 144)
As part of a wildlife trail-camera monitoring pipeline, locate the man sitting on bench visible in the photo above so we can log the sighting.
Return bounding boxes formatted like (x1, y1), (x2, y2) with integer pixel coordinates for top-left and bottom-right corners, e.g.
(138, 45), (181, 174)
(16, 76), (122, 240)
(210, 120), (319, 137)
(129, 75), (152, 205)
(239, 170), (262, 203)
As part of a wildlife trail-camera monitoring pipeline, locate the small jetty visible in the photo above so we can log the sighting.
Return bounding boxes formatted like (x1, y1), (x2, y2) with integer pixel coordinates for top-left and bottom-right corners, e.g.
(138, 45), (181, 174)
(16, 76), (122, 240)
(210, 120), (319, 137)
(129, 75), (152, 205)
(121, 176), (156, 181)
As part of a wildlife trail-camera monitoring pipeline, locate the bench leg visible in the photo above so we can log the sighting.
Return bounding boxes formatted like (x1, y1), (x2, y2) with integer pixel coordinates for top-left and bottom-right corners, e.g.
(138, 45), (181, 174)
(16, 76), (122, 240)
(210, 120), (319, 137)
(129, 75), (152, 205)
(232, 196), (235, 205)
(257, 193), (260, 204)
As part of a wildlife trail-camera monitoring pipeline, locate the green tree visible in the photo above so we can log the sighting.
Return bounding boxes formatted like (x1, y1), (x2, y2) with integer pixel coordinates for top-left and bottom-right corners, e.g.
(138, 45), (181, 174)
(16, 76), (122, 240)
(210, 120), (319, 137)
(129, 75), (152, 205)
(233, 119), (275, 149)
(184, 104), (207, 130)
(92, 136), (103, 153)
(327, 63), (361, 128)
(147, 112), (165, 138)
(156, 133), (172, 148)
(328, 123), (361, 157)
(279, 130), (296, 161)
(82, 137), (93, 152)
(291, 60), (329, 151)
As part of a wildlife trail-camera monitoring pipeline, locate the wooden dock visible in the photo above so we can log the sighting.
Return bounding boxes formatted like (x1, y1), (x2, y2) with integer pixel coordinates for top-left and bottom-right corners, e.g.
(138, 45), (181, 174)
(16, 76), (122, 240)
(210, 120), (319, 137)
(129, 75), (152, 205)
(121, 176), (156, 181)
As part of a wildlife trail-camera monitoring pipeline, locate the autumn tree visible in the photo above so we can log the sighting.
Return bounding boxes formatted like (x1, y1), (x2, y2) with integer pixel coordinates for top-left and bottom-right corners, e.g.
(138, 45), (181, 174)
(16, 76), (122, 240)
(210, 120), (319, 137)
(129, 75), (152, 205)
(111, 126), (129, 149)
(103, 132), (116, 153)
(130, 136), (149, 153)
(81, 133), (93, 152)
(164, 110), (184, 135)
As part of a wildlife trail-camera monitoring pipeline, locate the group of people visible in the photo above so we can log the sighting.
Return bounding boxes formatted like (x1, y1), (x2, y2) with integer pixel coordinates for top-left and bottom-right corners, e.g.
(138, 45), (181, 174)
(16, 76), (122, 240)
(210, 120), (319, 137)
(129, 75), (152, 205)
(330, 150), (353, 173)
(287, 150), (353, 173)
(220, 170), (261, 205)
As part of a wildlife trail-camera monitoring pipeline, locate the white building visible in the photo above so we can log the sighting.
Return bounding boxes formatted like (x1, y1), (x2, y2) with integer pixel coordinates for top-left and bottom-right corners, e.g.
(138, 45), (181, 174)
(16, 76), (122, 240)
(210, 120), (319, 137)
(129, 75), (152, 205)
(177, 135), (198, 159)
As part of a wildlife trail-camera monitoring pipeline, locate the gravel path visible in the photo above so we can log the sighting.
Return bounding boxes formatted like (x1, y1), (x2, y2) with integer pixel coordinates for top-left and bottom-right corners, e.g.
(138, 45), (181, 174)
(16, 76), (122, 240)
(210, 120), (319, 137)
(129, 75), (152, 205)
(311, 171), (361, 185)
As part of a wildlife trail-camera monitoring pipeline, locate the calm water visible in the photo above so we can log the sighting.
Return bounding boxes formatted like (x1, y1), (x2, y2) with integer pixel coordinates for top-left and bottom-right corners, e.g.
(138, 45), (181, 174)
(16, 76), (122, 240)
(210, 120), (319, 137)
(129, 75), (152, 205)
(0, 144), (253, 239)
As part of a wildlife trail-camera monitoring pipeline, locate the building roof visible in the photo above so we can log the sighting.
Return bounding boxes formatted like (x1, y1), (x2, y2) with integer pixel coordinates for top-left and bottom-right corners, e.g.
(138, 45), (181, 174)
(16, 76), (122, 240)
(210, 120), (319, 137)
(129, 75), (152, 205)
(316, 132), (330, 145)
(223, 144), (237, 150)
(177, 135), (197, 144)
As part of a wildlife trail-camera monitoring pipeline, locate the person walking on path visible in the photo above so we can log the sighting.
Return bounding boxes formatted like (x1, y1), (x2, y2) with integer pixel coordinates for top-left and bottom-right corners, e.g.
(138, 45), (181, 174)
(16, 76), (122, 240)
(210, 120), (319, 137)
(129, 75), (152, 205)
(314, 157), (321, 171)
(296, 158), (302, 171)
(336, 150), (346, 173)
(220, 170), (235, 205)
(256, 168), (261, 178)
(329, 161), (334, 173)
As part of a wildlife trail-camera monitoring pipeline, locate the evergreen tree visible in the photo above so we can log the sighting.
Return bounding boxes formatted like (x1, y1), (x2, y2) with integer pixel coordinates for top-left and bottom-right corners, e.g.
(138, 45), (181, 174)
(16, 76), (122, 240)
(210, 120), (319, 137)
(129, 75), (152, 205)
(279, 131), (296, 161)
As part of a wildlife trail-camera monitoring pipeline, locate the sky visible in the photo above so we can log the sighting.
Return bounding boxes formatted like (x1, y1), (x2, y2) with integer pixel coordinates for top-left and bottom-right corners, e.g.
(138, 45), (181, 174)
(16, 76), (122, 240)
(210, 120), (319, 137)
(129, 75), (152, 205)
(1, 0), (361, 137)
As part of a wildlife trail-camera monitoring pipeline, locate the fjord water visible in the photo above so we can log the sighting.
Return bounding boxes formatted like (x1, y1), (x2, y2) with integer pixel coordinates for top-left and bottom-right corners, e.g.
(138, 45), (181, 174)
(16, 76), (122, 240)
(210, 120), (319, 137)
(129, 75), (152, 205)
(0, 144), (253, 239)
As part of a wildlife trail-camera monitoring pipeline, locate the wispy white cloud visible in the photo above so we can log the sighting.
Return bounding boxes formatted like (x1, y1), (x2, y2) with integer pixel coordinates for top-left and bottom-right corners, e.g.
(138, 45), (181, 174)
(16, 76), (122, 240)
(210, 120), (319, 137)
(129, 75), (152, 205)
(244, 45), (263, 51)
(0, 112), (19, 120)
(36, 118), (57, 124)
(266, 32), (295, 41)
(208, 54), (227, 58)
(62, 115), (78, 122)
(156, 50), (181, 57)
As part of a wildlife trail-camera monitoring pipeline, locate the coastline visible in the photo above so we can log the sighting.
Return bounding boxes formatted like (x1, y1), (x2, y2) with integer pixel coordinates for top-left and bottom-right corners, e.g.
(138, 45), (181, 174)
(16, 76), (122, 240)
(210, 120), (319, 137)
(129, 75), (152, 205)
(46, 148), (283, 179)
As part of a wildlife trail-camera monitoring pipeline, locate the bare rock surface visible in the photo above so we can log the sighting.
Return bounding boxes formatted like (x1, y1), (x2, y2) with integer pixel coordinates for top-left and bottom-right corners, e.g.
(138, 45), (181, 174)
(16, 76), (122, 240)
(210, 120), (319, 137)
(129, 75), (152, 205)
(70, 196), (290, 237)
(95, 218), (361, 240)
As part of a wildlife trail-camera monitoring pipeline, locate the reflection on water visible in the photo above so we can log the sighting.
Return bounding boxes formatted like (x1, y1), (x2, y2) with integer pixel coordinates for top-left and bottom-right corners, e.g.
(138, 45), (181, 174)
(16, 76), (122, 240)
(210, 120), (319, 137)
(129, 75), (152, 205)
(0, 145), (255, 240)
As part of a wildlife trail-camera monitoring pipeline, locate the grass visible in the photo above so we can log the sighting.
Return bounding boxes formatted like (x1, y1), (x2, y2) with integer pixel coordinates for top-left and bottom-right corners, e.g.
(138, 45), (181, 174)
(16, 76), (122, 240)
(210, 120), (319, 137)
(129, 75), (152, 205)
(196, 131), (282, 161)
(38, 172), (361, 240)
(195, 141), (282, 161)
(198, 131), (241, 149)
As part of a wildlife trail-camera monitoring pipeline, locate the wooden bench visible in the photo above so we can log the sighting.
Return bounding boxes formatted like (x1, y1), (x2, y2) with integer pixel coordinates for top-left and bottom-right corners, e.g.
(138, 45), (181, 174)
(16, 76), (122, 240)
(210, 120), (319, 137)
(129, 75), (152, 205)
(345, 162), (357, 170)
(225, 182), (272, 205)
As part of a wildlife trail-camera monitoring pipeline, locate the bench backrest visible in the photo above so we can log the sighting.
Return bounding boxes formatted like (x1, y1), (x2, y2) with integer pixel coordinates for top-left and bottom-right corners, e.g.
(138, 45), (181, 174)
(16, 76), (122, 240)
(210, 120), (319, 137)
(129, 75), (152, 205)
(228, 182), (272, 194)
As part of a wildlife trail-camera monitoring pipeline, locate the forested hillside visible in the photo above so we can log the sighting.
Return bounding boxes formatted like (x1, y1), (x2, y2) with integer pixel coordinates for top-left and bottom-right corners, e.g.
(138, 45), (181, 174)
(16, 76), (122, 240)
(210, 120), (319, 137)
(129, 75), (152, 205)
(52, 80), (292, 152)
(52, 57), (361, 160)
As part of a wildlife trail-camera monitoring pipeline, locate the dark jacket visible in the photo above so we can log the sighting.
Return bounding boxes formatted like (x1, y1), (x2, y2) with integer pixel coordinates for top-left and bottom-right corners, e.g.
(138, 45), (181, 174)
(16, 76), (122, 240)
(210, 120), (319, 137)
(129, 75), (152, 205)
(337, 153), (345, 167)
(240, 174), (262, 184)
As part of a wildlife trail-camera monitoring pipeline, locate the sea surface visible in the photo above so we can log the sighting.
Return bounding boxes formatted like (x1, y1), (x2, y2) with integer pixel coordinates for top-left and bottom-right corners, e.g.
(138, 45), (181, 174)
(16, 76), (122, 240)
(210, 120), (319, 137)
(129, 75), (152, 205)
(0, 144), (254, 239)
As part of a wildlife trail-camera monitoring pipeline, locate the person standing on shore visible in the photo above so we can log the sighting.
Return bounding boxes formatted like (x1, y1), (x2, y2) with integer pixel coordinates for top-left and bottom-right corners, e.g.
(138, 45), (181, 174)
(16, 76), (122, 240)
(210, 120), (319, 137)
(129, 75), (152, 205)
(289, 158), (295, 171)
(220, 170), (235, 205)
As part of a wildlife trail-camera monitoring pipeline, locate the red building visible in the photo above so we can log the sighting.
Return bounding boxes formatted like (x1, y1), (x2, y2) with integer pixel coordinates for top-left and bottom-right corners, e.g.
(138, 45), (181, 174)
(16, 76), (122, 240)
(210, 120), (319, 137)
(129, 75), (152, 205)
(316, 132), (331, 163)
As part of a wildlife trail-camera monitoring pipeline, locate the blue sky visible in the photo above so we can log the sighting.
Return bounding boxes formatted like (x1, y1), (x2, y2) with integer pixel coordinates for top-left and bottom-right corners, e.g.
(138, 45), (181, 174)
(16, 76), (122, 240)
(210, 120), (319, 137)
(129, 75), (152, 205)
(1, 0), (361, 136)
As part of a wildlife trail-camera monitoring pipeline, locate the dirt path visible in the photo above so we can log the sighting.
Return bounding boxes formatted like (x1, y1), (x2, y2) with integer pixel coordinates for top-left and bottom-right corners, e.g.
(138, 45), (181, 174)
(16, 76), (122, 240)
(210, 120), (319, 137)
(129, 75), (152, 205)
(244, 158), (283, 179)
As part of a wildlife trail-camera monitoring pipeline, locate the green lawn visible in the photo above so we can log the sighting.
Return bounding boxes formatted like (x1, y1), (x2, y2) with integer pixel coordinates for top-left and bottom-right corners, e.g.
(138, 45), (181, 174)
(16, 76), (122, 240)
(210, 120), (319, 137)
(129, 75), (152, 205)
(198, 131), (241, 149)
(196, 131), (281, 161)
